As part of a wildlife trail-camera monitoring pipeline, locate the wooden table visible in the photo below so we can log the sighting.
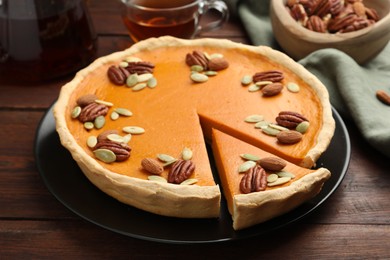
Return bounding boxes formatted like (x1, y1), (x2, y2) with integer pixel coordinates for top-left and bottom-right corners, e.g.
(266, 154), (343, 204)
(1, 1), (389, 258)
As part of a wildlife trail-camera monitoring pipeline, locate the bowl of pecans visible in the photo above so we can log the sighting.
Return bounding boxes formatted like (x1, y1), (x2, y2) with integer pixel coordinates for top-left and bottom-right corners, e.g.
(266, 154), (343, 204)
(270, 0), (390, 64)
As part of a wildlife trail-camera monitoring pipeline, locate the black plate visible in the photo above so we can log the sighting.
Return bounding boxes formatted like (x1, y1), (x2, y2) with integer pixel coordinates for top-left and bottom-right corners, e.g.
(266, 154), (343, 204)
(35, 105), (350, 244)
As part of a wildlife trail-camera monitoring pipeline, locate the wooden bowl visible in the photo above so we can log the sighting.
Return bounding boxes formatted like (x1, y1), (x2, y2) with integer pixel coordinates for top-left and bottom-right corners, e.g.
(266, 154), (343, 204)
(270, 0), (390, 64)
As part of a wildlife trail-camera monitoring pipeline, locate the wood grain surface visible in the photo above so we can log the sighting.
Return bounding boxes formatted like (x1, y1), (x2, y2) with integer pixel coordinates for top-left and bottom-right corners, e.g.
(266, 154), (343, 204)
(1, 0), (389, 258)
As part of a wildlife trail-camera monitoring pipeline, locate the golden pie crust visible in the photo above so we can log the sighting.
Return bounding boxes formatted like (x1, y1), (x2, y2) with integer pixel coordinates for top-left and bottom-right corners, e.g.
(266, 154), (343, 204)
(53, 36), (335, 229)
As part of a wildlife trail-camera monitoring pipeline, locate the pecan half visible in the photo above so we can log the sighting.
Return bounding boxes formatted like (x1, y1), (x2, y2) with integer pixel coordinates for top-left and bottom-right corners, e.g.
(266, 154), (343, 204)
(78, 102), (109, 123)
(125, 61), (155, 75)
(340, 16), (372, 32)
(275, 111), (309, 129)
(253, 70), (284, 83)
(240, 165), (267, 194)
(107, 65), (129, 85)
(94, 140), (131, 161)
(306, 15), (327, 32)
(168, 159), (195, 184)
(185, 50), (208, 69)
(328, 13), (358, 33)
(310, 0), (332, 17)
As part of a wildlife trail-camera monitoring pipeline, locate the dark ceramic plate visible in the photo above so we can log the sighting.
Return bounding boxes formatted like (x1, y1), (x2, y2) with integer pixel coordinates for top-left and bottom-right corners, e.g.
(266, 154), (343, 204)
(35, 105), (350, 244)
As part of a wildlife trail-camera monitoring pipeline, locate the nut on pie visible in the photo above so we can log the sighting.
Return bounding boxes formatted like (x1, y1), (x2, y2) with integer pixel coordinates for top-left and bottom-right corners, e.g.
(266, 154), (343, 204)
(54, 37), (334, 230)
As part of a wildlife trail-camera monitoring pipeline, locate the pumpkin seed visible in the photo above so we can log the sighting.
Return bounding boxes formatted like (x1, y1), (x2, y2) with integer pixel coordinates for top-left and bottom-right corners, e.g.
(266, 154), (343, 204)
(71, 106), (81, 118)
(269, 123), (289, 132)
(84, 122), (94, 130)
(122, 126), (145, 134)
(93, 148), (116, 163)
(115, 108), (133, 117)
(254, 121), (270, 128)
(181, 147), (193, 160)
(107, 133), (125, 143)
(163, 159), (178, 167)
(157, 153), (176, 163)
(87, 135), (97, 148)
(137, 73), (153, 82)
(148, 175), (168, 183)
(240, 153), (260, 161)
(132, 82), (147, 91)
(255, 80), (273, 86)
(267, 176), (291, 187)
(191, 65), (204, 72)
(119, 61), (128, 68)
(262, 126), (280, 136)
(296, 121), (310, 134)
(203, 52), (211, 60)
(126, 74), (138, 87)
(267, 173), (279, 183)
(180, 178), (198, 185)
(123, 134), (132, 143)
(238, 160), (257, 173)
(204, 71), (217, 76)
(248, 84), (261, 92)
(110, 111), (119, 120)
(210, 53), (224, 59)
(190, 72), (208, 83)
(94, 115), (105, 129)
(147, 77), (157, 88)
(241, 75), (252, 86)
(277, 171), (296, 179)
(95, 99), (113, 107)
(287, 82), (300, 93)
(244, 114), (264, 123)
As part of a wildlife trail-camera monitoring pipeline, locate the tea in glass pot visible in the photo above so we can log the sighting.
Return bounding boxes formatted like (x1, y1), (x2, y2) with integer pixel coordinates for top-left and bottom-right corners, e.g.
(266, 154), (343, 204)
(0, 0), (97, 84)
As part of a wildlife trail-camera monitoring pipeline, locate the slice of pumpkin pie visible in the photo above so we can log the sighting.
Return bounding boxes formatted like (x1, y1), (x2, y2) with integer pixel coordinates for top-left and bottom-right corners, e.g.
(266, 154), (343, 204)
(53, 36), (335, 228)
(212, 128), (330, 230)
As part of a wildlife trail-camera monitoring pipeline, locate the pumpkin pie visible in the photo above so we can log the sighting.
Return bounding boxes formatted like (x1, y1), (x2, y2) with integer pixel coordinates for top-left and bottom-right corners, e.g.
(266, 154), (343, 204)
(53, 36), (335, 229)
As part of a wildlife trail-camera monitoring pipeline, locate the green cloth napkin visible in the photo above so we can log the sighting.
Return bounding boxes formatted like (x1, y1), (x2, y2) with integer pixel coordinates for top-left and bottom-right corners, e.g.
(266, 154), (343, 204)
(225, 0), (390, 158)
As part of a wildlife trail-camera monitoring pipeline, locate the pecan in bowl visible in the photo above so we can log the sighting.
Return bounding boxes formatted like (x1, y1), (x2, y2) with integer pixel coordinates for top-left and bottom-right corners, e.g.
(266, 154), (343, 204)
(270, 0), (390, 64)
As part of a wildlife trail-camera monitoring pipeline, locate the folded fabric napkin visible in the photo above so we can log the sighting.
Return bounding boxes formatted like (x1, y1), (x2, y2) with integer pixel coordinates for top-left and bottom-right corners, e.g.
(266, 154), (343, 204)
(224, 0), (390, 158)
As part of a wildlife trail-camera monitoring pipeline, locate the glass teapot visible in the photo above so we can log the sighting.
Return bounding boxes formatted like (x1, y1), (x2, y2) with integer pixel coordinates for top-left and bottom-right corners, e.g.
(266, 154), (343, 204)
(0, 0), (97, 84)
